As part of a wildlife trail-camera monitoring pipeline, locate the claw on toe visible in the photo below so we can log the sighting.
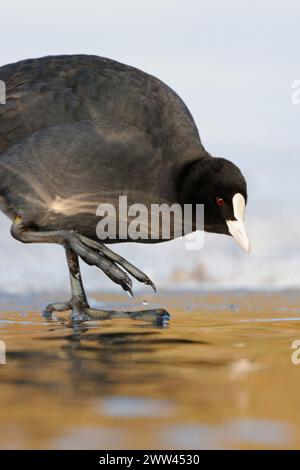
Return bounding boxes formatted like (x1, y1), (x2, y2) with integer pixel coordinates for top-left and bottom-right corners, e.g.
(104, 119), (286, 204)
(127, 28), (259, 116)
(125, 287), (134, 298)
(146, 279), (156, 292)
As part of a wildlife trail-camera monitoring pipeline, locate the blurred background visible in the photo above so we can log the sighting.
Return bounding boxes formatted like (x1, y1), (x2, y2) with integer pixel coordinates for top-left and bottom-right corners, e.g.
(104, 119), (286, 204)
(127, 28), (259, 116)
(0, 0), (299, 294)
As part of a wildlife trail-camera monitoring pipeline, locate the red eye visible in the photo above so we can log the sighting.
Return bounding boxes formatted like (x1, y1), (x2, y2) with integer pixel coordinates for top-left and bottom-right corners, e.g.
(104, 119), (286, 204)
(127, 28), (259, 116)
(216, 197), (225, 207)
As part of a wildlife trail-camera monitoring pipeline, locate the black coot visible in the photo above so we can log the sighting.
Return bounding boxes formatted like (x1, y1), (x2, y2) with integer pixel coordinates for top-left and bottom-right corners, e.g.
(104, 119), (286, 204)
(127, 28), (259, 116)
(0, 55), (249, 321)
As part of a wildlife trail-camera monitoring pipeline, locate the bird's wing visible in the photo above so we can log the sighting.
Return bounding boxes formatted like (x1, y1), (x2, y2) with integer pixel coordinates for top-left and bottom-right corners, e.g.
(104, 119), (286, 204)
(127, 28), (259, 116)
(0, 55), (205, 165)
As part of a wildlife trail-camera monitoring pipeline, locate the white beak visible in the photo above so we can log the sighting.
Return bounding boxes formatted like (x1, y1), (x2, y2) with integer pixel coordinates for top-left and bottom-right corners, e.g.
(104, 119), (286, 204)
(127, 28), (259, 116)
(226, 193), (250, 253)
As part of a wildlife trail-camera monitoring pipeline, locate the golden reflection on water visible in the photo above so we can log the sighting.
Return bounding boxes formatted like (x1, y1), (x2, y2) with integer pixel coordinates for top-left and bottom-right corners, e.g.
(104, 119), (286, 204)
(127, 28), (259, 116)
(0, 290), (300, 449)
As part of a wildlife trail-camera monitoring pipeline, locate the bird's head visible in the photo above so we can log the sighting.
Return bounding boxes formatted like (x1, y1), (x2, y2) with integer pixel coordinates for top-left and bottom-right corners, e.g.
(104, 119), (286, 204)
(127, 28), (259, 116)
(179, 156), (250, 252)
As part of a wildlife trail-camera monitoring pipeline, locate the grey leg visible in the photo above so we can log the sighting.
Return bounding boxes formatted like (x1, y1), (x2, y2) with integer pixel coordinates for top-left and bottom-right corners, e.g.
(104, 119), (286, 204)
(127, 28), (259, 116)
(44, 248), (138, 322)
(11, 218), (170, 323)
(11, 220), (134, 295)
(46, 249), (169, 324)
(44, 248), (90, 321)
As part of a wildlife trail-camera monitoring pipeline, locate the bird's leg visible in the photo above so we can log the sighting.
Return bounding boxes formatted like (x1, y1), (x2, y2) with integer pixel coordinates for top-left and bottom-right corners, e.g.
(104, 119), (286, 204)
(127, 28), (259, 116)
(44, 248), (153, 322)
(67, 248), (88, 308)
(48, 248), (159, 322)
(44, 248), (91, 321)
(10, 218), (170, 324)
(11, 219), (134, 295)
(46, 249), (169, 324)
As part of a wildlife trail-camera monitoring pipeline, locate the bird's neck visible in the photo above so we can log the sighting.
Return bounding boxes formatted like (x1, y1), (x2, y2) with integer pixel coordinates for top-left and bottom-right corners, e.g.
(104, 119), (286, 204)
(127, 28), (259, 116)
(177, 154), (213, 206)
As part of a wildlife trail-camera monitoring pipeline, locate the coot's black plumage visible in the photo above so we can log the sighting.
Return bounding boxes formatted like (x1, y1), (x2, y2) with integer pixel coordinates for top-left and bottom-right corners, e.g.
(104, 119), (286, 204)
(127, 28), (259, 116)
(0, 55), (249, 321)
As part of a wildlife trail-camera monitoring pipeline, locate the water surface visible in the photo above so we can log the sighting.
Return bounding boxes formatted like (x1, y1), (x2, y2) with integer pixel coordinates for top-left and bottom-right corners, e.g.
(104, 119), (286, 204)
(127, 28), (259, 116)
(0, 290), (299, 449)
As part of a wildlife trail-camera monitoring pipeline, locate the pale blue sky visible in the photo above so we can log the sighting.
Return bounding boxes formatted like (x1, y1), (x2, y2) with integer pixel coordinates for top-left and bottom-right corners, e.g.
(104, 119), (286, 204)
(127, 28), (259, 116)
(1, 1), (299, 201)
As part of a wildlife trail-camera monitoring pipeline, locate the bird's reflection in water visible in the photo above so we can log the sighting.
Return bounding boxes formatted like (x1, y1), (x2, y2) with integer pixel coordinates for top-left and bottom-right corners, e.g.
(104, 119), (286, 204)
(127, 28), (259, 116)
(33, 310), (178, 397)
(0, 290), (299, 449)
(8, 305), (213, 403)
